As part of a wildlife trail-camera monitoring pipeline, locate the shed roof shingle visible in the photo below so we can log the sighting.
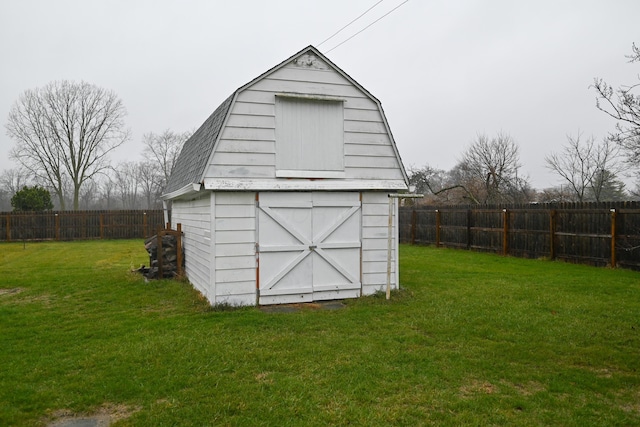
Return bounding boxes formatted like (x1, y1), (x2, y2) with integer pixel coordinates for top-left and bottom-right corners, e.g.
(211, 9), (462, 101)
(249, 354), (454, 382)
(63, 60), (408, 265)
(164, 93), (234, 194)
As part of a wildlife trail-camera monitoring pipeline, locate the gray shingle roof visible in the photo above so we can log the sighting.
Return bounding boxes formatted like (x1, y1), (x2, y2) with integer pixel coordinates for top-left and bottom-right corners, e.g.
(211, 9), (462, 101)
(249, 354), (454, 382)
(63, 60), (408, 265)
(164, 93), (234, 194)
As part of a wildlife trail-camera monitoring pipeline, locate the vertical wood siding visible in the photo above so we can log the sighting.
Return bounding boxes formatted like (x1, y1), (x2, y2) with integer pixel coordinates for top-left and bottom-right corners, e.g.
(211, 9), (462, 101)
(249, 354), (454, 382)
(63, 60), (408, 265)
(206, 62), (405, 184)
(361, 192), (398, 295)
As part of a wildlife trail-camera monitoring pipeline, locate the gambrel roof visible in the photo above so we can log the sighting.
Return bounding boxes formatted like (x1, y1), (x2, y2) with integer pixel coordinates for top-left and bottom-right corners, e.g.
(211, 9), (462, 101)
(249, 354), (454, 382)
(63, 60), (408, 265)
(164, 94), (233, 195)
(163, 45), (408, 199)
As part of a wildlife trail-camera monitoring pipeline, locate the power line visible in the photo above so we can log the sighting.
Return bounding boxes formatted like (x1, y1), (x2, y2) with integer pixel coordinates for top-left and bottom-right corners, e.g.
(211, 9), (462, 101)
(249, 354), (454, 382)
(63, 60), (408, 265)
(317, 0), (385, 48)
(325, 0), (409, 54)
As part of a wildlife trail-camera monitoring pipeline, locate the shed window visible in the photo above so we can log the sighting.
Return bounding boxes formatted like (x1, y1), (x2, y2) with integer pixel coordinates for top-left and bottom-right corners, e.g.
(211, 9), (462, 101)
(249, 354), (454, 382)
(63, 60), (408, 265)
(275, 96), (344, 178)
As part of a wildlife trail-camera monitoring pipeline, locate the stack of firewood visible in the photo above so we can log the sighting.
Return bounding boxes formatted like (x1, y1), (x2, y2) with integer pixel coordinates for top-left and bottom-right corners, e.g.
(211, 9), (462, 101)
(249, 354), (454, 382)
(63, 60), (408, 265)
(138, 227), (184, 279)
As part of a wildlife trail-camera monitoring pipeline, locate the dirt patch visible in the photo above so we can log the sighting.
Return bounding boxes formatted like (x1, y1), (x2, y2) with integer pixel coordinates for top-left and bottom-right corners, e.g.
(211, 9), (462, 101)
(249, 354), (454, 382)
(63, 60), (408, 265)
(255, 371), (274, 384)
(0, 288), (23, 296)
(459, 380), (498, 398)
(509, 380), (547, 396)
(617, 387), (640, 415)
(6, 291), (53, 306)
(48, 414), (110, 427)
(260, 300), (347, 313)
(46, 404), (140, 427)
(621, 402), (640, 415)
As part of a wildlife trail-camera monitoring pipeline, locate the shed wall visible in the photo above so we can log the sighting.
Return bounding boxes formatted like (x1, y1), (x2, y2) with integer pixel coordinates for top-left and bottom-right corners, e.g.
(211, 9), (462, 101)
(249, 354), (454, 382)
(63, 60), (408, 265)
(205, 60), (405, 185)
(171, 190), (398, 306)
(171, 194), (213, 299)
(361, 192), (398, 295)
(213, 192), (257, 306)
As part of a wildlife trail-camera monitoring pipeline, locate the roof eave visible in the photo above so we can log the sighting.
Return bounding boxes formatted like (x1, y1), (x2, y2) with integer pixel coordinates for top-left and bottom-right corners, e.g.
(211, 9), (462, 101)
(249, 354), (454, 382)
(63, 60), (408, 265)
(161, 183), (203, 201)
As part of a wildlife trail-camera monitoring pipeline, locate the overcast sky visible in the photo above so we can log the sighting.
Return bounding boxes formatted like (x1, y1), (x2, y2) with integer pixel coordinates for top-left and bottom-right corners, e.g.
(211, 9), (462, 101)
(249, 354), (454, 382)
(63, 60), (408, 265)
(1, 0), (639, 189)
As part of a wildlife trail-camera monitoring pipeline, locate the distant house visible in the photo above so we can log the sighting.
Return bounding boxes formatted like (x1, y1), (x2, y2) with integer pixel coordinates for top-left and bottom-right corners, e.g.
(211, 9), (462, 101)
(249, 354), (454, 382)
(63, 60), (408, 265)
(163, 45), (408, 306)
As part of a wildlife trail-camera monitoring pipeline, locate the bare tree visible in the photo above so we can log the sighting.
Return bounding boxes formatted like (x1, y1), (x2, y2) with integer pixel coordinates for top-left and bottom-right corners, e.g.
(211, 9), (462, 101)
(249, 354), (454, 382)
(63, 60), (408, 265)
(537, 186), (576, 203)
(592, 43), (640, 168)
(458, 133), (529, 204)
(137, 160), (163, 209)
(0, 168), (31, 196)
(6, 80), (129, 210)
(114, 162), (140, 209)
(142, 129), (190, 191)
(0, 169), (26, 211)
(407, 164), (481, 204)
(407, 165), (445, 195)
(0, 189), (10, 211)
(78, 179), (99, 210)
(97, 173), (118, 210)
(545, 133), (622, 202)
(587, 169), (627, 201)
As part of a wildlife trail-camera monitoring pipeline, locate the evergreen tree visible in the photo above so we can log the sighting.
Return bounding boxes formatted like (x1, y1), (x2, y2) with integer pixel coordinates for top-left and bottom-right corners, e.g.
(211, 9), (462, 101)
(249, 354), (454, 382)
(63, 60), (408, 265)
(11, 186), (54, 211)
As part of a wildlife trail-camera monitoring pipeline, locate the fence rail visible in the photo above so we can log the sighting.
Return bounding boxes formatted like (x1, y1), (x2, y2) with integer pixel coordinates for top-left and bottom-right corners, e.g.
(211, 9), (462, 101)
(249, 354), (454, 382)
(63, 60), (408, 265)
(399, 202), (640, 270)
(0, 210), (165, 241)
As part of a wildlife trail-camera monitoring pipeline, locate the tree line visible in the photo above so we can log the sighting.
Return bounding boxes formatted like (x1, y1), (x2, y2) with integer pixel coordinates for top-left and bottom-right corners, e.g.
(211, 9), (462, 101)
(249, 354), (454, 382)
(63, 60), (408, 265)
(0, 129), (189, 211)
(410, 43), (640, 204)
(2, 44), (639, 210)
(410, 130), (631, 205)
(1, 78), (190, 211)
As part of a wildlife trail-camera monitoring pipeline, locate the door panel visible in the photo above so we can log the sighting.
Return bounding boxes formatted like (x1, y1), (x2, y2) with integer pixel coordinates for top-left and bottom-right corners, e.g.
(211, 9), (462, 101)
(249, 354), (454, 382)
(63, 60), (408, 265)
(257, 192), (361, 304)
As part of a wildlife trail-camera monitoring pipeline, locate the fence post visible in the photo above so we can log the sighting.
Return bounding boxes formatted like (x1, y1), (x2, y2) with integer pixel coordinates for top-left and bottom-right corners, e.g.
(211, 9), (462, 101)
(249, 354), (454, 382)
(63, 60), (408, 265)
(435, 209), (441, 247)
(55, 213), (60, 241)
(176, 223), (183, 277)
(467, 209), (472, 250)
(610, 208), (617, 268)
(157, 226), (164, 279)
(503, 208), (509, 256)
(6, 214), (11, 242)
(143, 212), (148, 239)
(549, 209), (556, 260)
(99, 214), (104, 239)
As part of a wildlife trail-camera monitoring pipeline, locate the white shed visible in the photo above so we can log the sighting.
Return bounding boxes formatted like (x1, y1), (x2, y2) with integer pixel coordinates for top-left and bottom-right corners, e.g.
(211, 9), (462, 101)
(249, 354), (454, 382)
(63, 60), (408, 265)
(162, 46), (409, 306)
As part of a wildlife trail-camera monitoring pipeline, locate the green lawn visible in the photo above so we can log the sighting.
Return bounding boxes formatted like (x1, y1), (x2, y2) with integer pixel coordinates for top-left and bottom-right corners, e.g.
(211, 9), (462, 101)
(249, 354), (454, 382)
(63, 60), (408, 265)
(1, 241), (639, 426)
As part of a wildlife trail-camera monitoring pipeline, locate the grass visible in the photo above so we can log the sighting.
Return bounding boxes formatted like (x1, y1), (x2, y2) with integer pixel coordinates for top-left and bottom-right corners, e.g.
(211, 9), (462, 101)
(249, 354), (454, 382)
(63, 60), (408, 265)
(0, 241), (639, 426)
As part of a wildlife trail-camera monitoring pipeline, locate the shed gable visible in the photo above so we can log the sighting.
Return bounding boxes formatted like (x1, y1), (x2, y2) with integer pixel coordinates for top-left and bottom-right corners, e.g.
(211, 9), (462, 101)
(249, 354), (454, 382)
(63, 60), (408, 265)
(163, 46), (408, 199)
(204, 47), (407, 191)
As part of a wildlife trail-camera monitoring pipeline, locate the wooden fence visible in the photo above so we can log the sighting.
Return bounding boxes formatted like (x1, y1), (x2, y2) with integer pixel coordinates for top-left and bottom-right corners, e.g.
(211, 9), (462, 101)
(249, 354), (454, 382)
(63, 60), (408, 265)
(399, 202), (640, 270)
(0, 210), (165, 241)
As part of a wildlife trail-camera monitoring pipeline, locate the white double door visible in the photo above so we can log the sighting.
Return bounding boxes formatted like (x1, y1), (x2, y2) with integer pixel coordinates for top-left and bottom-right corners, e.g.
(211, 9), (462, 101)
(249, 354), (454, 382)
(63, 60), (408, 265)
(257, 192), (362, 305)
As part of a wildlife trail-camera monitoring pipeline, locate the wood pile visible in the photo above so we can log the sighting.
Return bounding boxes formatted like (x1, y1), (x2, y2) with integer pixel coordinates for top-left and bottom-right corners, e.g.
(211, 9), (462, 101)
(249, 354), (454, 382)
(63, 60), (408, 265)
(137, 224), (184, 279)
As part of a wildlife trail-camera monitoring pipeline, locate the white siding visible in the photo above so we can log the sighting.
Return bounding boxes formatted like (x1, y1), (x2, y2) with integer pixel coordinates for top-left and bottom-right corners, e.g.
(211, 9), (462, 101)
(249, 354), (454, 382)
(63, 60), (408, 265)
(205, 56), (406, 189)
(172, 191), (399, 306)
(213, 192), (256, 306)
(361, 192), (398, 296)
(171, 193), (213, 300)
